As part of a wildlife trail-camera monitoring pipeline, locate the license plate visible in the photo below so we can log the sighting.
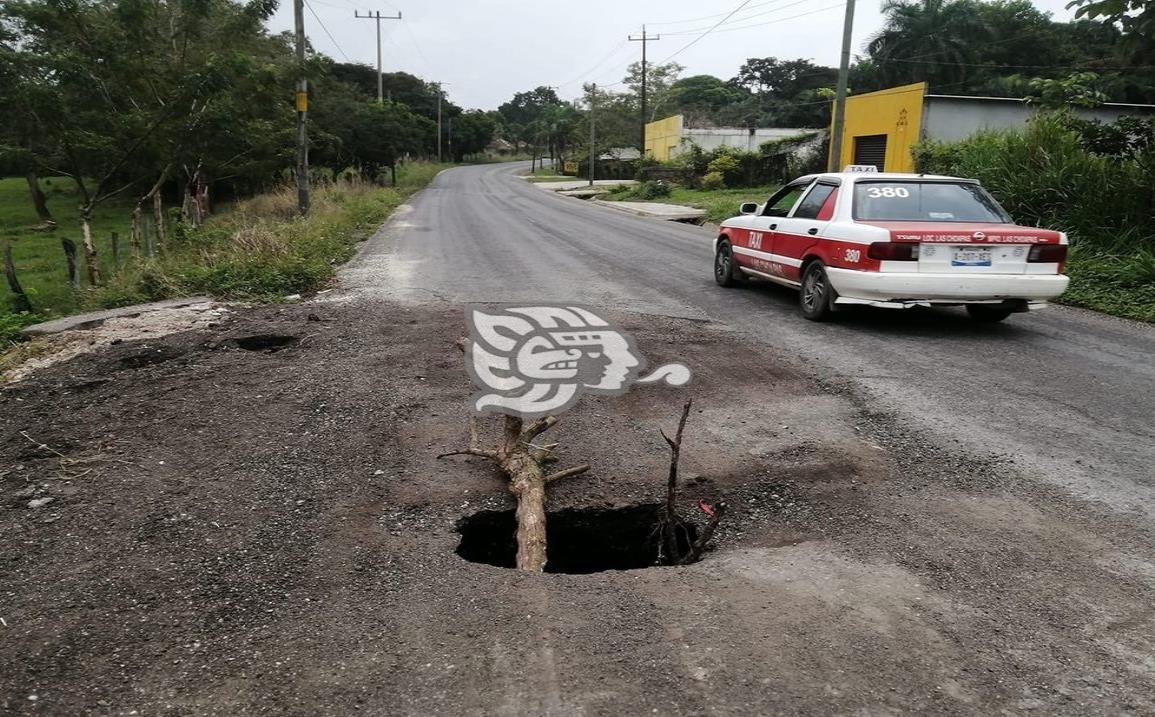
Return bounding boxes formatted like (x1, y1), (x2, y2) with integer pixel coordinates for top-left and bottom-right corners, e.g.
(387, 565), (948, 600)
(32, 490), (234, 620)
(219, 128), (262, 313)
(952, 246), (992, 266)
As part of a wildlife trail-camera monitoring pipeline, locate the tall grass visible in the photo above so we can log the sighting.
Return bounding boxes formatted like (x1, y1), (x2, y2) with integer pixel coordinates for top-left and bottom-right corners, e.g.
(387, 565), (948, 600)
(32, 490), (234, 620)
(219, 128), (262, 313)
(87, 162), (450, 309)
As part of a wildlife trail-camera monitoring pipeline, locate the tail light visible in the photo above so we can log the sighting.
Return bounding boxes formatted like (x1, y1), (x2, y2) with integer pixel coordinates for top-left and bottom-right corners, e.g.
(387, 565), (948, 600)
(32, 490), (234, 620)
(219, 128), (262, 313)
(1028, 244), (1067, 263)
(867, 242), (920, 261)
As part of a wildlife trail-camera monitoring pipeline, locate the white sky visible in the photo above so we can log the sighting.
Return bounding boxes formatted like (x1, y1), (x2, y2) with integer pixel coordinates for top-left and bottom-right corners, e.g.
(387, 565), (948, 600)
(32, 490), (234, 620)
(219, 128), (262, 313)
(268, 0), (1078, 110)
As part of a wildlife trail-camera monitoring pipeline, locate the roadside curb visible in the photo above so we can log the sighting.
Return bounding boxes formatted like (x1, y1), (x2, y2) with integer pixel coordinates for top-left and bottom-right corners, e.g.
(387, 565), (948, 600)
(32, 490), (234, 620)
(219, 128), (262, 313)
(22, 297), (216, 337)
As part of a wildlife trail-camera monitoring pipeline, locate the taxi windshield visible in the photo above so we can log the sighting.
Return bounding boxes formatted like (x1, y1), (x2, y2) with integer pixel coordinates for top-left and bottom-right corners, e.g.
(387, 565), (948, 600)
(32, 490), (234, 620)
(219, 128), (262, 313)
(853, 181), (1011, 223)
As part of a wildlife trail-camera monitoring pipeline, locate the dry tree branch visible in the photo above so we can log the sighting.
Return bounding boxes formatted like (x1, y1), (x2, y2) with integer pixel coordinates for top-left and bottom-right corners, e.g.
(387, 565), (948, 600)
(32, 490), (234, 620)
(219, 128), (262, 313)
(438, 337), (589, 572)
(545, 464), (590, 482)
(677, 501), (728, 565)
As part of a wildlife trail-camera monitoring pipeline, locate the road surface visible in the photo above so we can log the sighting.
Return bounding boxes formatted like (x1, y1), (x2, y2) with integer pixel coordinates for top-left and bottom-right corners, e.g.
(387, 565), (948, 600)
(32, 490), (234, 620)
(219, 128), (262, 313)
(343, 161), (1155, 520)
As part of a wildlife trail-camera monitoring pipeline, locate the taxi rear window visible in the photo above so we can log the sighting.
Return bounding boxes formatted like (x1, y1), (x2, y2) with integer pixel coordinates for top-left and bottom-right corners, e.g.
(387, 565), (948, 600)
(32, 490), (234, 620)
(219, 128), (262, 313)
(853, 181), (1010, 222)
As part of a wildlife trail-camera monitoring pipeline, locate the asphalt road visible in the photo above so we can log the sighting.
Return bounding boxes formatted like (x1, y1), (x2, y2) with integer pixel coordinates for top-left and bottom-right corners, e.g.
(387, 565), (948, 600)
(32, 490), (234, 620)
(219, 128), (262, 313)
(341, 161), (1155, 521)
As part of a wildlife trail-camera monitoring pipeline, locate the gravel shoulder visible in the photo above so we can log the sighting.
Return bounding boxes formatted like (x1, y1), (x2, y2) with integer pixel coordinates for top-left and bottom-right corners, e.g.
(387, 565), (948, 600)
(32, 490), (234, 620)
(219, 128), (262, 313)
(3, 301), (1153, 715)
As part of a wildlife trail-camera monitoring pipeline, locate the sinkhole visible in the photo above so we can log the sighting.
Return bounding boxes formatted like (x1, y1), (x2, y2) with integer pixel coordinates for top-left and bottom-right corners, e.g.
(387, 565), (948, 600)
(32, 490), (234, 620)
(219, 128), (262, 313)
(455, 504), (698, 574)
(228, 334), (299, 353)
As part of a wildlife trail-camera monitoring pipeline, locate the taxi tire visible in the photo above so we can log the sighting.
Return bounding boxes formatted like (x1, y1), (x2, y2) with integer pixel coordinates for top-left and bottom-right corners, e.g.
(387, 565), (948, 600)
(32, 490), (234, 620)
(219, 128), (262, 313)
(965, 304), (1014, 323)
(800, 261), (835, 321)
(714, 241), (744, 287)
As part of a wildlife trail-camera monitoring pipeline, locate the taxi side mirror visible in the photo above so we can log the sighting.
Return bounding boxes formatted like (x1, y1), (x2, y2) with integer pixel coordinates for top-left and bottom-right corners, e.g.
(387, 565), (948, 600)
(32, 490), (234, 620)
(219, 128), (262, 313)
(739, 202), (758, 215)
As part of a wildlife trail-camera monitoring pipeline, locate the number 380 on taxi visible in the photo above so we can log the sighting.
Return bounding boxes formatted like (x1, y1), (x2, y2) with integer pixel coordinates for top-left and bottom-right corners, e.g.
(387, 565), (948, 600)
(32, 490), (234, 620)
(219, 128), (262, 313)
(714, 168), (1069, 322)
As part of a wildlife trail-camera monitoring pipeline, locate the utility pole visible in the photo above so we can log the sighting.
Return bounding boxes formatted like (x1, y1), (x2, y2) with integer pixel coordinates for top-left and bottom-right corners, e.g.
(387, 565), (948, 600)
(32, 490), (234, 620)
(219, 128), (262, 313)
(447, 116), (453, 163)
(828, 0), (856, 171)
(354, 10), (402, 103)
(588, 83), (596, 187)
(293, 0), (310, 214)
(434, 82), (449, 163)
(628, 25), (660, 157)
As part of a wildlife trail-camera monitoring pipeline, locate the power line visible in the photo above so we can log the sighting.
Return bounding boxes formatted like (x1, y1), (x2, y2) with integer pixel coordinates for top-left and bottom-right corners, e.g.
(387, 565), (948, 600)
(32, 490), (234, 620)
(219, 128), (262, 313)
(557, 40), (631, 89)
(304, 0), (350, 62)
(662, 0), (819, 35)
(658, 0), (756, 64)
(668, 3), (846, 39)
(646, 0), (790, 27)
(882, 57), (1155, 70)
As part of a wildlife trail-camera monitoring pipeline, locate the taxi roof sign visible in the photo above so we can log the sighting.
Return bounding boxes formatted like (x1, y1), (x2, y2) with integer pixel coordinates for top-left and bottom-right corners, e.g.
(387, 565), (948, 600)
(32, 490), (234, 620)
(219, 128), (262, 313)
(844, 165), (879, 173)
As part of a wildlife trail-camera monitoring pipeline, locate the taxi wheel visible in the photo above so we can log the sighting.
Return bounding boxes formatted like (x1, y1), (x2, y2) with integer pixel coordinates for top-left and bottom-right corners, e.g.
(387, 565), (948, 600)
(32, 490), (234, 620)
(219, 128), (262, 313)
(714, 241), (744, 287)
(965, 304), (1014, 323)
(800, 261), (835, 321)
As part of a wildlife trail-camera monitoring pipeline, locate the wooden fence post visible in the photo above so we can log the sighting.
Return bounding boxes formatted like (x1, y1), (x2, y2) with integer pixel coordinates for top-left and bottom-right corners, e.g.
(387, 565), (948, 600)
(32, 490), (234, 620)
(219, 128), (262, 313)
(3, 239), (33, 313)
(111, 232), (120, 265)
(62, 238), (81, 288)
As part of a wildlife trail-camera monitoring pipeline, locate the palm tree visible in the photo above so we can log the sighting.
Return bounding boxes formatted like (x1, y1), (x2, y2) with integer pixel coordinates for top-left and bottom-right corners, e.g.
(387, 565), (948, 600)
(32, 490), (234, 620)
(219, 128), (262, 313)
(867, 0), (991, 90)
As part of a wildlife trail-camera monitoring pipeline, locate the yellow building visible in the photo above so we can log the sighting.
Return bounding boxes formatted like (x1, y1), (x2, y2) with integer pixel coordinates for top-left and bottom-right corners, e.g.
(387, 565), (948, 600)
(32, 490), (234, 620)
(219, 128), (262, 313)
(645, 115), (684, 162)
(830, 82), (926, 173)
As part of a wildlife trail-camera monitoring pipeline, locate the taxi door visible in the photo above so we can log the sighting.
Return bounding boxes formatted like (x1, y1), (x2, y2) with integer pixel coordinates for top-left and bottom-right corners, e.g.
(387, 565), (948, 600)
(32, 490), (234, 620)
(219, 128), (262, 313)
(736, 179), (813, 278)
(771, 181), (840, 282)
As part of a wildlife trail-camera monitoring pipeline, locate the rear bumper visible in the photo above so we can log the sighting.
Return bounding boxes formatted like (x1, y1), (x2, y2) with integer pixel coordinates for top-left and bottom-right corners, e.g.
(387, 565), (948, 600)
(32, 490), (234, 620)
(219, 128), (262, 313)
(826, 268), (1069, 303)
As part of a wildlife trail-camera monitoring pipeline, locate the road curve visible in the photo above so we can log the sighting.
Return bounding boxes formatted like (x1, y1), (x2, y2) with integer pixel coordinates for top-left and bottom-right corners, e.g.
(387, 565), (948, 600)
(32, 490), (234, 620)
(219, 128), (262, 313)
(340, 161), (1155, 520)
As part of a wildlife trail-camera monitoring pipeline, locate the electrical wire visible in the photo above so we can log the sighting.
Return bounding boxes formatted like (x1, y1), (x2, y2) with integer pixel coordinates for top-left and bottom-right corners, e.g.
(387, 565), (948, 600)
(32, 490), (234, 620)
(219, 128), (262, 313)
(557, 41), (632, 89)
(661, 0), (824, 35)
(657, 0), (757, 64)
(646, 0), (792, 27)
(304, 0), (351, 62)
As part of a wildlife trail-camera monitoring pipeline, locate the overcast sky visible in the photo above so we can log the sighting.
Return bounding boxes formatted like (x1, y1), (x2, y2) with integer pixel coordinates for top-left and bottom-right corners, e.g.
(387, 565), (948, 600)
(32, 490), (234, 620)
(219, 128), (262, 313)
(267, 0), (1079, 110)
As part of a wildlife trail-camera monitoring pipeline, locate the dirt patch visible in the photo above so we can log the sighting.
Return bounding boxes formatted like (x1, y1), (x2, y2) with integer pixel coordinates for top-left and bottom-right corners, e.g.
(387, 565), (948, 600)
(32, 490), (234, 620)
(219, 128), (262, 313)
(1, 300), (230, 383)
(1, 301), (1152, 715)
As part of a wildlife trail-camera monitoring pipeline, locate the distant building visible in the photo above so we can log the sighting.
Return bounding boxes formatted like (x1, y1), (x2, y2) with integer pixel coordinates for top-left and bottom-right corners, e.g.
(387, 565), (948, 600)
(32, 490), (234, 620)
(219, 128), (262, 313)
(599, 147), (641, 161)
(644, 114), (812, 162)
(831, 82), (1155, 172)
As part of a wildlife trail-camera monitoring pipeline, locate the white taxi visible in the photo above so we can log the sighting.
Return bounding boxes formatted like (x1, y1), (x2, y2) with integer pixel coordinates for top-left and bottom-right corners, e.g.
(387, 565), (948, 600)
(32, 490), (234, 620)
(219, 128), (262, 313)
(713, 169), (1070, 322)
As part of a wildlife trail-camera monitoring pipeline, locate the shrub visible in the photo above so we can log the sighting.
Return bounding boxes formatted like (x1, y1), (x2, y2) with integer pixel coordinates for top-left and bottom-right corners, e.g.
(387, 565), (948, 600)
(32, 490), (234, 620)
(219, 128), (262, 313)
(633, 180), (672, 200)
(700, 171), (726, 190)
(0, 311), (44, 344)
(706, 154), (741, 177)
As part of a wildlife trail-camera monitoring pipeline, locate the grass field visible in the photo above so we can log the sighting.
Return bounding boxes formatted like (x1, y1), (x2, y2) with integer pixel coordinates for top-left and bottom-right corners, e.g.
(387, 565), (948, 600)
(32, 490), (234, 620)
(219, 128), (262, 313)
(0, 177), (135, 318)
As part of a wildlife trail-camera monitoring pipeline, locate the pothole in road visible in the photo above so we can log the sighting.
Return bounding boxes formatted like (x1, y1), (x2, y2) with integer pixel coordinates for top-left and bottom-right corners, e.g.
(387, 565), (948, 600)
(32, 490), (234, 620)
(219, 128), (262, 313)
(227, 334), (299, 353)
(455, 504), (698, 574)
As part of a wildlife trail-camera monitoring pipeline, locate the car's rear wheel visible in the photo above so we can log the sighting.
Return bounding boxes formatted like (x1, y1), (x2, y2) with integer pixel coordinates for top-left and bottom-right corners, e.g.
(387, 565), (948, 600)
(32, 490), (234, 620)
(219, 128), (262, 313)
(800, 261), (834, 321)
(714, 241), (744, 287)
(965, 304), (1014, 323)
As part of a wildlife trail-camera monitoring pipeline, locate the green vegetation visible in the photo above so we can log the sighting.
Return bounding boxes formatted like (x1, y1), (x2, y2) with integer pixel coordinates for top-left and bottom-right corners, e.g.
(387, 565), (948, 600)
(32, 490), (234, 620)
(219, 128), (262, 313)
(0, 311), (44, 344)
(1, 0), (496, 332)
(87, 162), (450, 310)
(1, 164), (448, 335)
(0, 177), (134, 316)
(913, 112), (1155, 321)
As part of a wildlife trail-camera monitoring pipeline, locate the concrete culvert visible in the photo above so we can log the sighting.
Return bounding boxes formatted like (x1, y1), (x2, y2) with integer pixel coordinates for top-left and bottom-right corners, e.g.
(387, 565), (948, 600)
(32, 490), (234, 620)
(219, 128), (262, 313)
(455, 504), (699, 574)
(228, 334), (299, 352)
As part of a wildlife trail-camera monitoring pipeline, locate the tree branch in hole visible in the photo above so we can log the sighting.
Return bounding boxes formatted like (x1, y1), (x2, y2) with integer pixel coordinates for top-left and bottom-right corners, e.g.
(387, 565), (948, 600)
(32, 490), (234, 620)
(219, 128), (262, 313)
(439, 338), (590, 572)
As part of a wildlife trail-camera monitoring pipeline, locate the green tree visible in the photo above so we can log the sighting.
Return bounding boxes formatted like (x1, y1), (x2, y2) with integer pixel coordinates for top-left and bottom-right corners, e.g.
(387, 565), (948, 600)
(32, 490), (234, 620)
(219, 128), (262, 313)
(866, 0), (989, 89)
(1069, 0), (1155, 62)
(623, 61), (684, 121)
(450, 110), (497, 161)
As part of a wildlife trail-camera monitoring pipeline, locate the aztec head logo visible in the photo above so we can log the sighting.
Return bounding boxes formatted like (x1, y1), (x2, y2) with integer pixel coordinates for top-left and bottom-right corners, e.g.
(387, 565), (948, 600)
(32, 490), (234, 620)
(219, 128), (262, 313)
(464, 305), (691, 417)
